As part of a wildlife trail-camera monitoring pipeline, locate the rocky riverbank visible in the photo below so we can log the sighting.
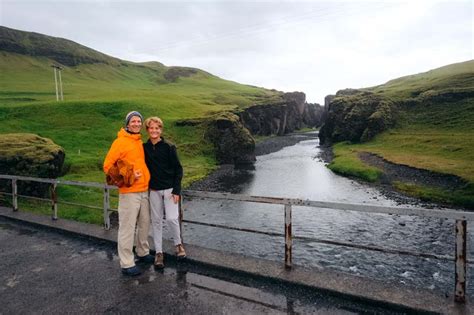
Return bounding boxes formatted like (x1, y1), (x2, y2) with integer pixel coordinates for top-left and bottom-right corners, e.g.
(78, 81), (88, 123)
(188, 132), (466, 210)
(188, 131), (318, 192)
(315, 144), (440, 208)
(357, 152), (470, 209)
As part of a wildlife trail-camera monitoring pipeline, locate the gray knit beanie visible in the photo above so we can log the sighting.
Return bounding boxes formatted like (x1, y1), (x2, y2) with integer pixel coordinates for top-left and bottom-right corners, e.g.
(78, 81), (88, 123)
(124, 111), (143, 127)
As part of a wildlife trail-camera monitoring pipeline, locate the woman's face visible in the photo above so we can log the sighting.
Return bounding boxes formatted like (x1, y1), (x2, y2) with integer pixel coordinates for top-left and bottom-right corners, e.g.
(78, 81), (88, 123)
(146, 121), (162, 141)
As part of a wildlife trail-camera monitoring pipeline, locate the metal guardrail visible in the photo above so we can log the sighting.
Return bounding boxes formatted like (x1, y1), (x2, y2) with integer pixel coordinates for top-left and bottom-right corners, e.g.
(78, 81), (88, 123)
(0, 174), (472, 302)
(0, 174), (118, 223)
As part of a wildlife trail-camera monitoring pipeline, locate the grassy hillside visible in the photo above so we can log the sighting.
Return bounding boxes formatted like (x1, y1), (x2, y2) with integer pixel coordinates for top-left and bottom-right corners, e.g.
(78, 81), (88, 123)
(0, 27), (284, 223)
(0, 50), (283, 183)
(369, 60), (474, 100)
(328, 60), (474, 208)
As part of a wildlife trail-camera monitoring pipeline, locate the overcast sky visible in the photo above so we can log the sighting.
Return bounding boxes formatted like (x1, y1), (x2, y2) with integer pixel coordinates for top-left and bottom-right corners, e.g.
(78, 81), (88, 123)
(1, 0), (472, 104)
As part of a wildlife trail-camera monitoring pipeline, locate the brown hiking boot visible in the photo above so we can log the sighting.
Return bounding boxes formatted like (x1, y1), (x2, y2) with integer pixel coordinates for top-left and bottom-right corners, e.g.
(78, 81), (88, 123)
(154, 252), (164, 269)
(175, 244), (186, 259)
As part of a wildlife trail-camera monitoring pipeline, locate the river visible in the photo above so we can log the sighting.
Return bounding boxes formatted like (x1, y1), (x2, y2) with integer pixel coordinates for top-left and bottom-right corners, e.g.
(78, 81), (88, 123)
(180, 131), (473, 296)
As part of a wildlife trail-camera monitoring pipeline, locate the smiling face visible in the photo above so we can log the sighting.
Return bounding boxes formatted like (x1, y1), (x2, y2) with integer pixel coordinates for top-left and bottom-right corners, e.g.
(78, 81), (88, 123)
(146, 120), (162, 142)
(127, 116), (142, 134)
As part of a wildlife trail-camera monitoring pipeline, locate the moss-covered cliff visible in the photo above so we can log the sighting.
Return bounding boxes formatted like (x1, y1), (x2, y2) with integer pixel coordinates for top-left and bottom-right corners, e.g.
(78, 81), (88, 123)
(319, 91), (397, 144)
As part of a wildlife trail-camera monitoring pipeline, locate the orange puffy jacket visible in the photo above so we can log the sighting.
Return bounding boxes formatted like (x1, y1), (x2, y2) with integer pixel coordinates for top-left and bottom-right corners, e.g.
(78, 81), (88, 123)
(103, 128), (150, 194)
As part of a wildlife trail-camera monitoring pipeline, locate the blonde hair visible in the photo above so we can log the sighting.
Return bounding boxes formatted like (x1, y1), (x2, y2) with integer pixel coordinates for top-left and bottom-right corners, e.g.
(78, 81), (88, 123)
(144, 116), (163, 129)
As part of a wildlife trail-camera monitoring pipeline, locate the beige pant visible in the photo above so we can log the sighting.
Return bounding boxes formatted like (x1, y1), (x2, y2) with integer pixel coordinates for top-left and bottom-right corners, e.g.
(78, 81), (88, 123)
(118, 191), (150, 268)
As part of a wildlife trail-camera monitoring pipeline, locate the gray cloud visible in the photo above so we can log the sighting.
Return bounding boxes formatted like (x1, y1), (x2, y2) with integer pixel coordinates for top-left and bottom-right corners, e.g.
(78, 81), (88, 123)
(1, 0), (472, 103)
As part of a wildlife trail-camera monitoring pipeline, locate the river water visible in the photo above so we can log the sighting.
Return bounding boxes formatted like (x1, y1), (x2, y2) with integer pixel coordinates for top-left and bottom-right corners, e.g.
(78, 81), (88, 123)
(181, 131), (473, 296)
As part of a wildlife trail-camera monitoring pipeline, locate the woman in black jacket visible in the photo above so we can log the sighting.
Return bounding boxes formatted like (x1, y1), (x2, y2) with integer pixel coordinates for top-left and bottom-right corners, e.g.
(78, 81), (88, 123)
(144, 116), (185, 269)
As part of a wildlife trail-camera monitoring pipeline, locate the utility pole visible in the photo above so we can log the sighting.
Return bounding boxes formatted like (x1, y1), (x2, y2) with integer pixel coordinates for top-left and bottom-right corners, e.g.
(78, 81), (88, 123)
(51, 65), (64, 101)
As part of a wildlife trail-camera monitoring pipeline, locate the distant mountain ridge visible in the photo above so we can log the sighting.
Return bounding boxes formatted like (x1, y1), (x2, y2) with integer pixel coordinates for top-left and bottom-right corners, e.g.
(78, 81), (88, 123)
(0, 26), (124, 66)
(0, 25), (275, 94)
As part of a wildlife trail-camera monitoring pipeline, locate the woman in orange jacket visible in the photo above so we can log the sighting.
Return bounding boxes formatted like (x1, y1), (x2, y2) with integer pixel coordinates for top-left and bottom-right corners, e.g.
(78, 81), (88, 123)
(103, 111), (153, 276)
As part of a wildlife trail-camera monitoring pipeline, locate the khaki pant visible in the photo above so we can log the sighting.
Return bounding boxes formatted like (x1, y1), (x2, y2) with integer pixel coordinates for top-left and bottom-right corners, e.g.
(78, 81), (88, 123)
(118, 191), (150, 268)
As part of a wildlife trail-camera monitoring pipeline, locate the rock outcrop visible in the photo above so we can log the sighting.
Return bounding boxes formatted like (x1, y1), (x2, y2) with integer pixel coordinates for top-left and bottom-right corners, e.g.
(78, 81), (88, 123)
(177, 113), (256, 165)
(304, 103), (325, 127)
(163, 67), (198, 82)
(204, 112), (256, 164)
(319, 90), (397, 144)
(0, 133), (65, 197)
(239, 92), (324, 136)
(177, 92), (325, 166)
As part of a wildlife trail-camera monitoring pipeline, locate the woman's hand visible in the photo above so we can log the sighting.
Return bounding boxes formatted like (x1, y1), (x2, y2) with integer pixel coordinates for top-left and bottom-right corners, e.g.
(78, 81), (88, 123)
(171, 194), (180, 204)
(134, 169), (142, 179)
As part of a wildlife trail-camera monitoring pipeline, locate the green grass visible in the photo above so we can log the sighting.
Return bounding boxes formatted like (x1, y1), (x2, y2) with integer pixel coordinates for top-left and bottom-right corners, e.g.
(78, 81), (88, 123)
(0, 49), (283, 223)
(327, 60), (474, 208)
(328, 142), (382, 182)
(16, 198), (106, 225)
(393, 182), (474, 209)
(329, 96), (474, 208)
(354, 97), (474, 183)
(368, 60), (474, 101)
(0, 52), (282, 182)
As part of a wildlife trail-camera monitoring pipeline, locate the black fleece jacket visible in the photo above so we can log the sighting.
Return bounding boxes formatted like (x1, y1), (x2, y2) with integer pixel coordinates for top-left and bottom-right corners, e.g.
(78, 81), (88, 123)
(143, 138), (183, 195)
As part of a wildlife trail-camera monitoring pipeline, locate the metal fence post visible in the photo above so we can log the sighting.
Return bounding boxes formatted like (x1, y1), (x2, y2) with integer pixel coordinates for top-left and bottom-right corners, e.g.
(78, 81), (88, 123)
(51, 182), (58, 220)
(12, 178), (18, 212)
(103, 187), (110, 230)
(455, 219), (467, 303)
(285, 204), (292, 269)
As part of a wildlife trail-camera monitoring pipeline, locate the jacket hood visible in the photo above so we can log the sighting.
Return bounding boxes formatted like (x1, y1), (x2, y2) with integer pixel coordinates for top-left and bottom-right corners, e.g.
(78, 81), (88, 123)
(117, 128), (142, 140)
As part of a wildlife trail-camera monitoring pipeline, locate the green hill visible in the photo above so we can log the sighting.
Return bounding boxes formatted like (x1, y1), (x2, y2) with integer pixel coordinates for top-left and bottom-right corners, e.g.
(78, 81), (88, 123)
(322, 60), (474, 208)
(370, 60), (474, 100)
(0, 26), (283, 185)
(0, 26), (288, 222)
(0, 26), (289, 223)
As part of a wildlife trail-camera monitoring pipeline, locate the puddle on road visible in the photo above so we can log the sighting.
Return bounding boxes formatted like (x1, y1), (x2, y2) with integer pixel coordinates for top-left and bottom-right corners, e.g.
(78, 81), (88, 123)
(0, 222), (38, 236)
(121, 261), (403, 315)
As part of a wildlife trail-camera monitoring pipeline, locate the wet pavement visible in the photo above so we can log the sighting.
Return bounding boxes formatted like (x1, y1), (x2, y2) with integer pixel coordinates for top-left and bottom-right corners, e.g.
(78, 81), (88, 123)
(0, 217), (416, 314)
